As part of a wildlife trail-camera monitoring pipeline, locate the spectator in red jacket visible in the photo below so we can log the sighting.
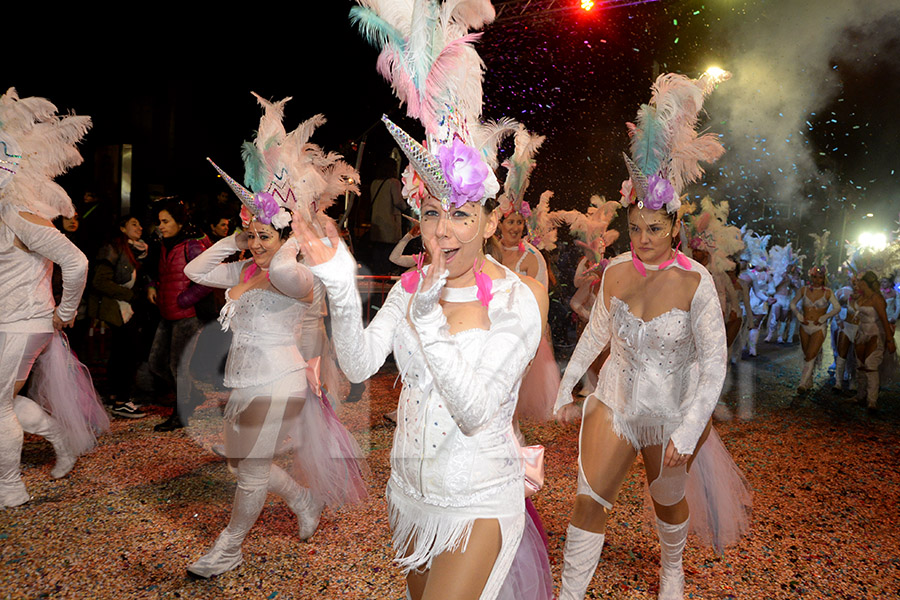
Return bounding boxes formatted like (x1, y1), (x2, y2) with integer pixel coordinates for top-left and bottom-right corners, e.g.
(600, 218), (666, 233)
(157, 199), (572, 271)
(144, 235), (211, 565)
(147, 199), (212, 432)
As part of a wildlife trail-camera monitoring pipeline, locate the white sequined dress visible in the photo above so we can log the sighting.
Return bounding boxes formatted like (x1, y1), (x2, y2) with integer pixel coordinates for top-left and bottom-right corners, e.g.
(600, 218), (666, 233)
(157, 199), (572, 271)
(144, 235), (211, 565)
(310, 244), (542, 598)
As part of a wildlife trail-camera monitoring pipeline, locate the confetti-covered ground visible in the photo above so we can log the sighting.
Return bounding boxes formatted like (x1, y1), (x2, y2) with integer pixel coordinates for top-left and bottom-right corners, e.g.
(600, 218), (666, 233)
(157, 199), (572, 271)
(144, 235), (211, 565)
(2, 341), (899, 600)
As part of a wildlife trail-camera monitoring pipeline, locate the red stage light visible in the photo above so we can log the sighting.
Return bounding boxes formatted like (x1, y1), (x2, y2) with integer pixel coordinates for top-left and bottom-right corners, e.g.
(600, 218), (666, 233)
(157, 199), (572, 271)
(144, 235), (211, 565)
(581, 0), (595, 10)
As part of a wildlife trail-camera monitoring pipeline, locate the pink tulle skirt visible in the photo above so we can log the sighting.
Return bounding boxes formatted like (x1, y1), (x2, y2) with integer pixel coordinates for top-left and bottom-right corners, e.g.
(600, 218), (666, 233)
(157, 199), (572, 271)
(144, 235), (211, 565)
(683, 428), (752, 552)
(294, 386), (369, 508)
(29, 332), (109, 456)
(496, 498), (554, 600)
(516, 336), (560, 422)
(642, 428), (751, 553)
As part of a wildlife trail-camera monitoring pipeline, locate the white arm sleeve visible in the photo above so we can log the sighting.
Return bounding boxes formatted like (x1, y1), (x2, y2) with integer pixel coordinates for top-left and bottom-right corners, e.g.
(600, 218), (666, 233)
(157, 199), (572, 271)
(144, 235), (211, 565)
(308, 243), (405, 383)
(789, 288), (804, 321)
(269, 237), (314, 299)
(555, 276), (611, 414)
(670, 275), (728, 455)
(12, 210), (88, 322)
(184, 234), (247, 289)
(409, 277), (542, 436)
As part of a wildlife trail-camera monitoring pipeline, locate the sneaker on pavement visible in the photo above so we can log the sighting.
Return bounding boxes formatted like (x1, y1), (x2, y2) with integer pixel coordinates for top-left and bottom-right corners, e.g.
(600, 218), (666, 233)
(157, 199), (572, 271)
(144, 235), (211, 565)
(111, 402), (146, 419)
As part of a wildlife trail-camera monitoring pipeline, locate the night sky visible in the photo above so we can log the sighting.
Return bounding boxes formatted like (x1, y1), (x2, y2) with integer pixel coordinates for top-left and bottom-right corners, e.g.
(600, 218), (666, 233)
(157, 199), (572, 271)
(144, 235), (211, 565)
(6, 0), (899, 262)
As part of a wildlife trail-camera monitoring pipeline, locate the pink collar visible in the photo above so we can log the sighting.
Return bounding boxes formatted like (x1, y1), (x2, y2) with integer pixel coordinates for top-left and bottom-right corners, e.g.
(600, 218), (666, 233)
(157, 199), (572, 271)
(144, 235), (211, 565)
(630, 243), (692, 277)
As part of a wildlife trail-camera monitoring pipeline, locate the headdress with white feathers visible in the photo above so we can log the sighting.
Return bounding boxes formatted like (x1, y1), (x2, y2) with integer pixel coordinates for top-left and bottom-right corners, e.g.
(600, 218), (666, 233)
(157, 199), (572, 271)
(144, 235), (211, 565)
(210, 93), (359, 229)
(620, 70), (730, 214)
(0, 88), (91, 221)
(352, 0), (505, 212)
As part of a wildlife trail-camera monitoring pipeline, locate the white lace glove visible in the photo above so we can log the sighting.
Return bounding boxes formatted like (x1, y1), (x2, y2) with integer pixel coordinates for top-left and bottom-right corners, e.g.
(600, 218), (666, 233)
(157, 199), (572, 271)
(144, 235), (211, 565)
(555, 283), (611, 415)
(183, 233), (246, 289)
(269, 237), (314, 299)
(308, 242), (405, 383)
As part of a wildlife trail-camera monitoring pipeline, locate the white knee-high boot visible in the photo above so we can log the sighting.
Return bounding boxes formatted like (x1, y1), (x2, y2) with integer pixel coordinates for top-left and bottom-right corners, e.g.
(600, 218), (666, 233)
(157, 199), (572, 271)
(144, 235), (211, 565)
(0, 406), (27, 507)
(833, 357), (846, 391)
(748, 329), (759, 356)
(765, 316), (777, 342)
(656, 517), (689, 600)
(267, 464), (323, 540)
(13, 396), (75, 479)
(776, 321), (787, 344)
(798, 360), (816, 391)
(188, 459), (270, 578)
(558, 524), (606, 600)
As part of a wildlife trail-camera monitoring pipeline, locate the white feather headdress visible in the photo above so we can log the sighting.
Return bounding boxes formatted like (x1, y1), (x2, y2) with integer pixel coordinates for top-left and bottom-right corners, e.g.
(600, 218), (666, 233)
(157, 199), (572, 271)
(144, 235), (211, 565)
(352, 0), (504, 212)
(740, 227), (771, 269)
(552, 195), (620, 264)
(0, 88), (91, 221)
(210, 93), (359, 229)
(620, 70), (730, 214)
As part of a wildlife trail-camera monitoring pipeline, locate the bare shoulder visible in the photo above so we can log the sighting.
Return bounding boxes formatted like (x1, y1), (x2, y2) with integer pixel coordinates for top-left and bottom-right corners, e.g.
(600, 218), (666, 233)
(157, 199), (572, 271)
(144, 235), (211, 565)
(18, 211), (54, 228)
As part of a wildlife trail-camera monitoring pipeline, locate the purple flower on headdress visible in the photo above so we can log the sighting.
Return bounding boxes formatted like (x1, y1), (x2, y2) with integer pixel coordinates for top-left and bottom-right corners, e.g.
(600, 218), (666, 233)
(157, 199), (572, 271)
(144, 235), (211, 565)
(519, 201), (532, 218)
(252, 192), (279, 225)
(437, 139), (490, 209)
(644, 175), (675, 211)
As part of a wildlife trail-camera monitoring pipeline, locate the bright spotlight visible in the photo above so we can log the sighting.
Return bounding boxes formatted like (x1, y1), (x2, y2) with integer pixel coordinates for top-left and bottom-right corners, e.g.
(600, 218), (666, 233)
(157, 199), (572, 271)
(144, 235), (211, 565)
(581, 0), (595, 10)
(858, 232), (887, 251)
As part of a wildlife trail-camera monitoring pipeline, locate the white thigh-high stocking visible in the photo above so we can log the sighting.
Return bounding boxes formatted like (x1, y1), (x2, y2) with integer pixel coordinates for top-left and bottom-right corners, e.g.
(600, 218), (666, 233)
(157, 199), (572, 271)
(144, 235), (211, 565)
(798, 360), (816, 391)
(188, 458), (270, 578)
(656, 517), (689, 600)
(13, 395), (75, 479)
(559, 524), (606, 600)
(267, 463), (323, 540)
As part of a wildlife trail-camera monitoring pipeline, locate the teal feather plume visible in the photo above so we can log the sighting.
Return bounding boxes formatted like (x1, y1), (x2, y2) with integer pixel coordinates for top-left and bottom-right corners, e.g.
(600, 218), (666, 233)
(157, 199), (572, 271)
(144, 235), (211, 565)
(350, 6), (406, 52)
(630, 104), (666, 177)
(241, 140), (268, 194)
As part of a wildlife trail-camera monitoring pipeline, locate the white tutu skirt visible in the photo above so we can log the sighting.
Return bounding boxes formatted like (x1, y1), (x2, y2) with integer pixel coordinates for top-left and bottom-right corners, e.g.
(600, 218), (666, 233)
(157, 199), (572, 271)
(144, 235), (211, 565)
(224, 368), (368, 508)
(683, 428), (752, 552)
(641, 427), (752, 553)
(29, 332), (109, 456)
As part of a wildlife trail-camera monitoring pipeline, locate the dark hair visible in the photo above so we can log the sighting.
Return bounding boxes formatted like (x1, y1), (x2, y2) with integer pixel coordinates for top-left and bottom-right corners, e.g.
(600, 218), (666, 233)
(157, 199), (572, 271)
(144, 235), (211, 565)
(484, 197), (499, 214)
(860, 271), (879, 292)
(110, 214), (141, 268)
(157, 198), (189, 225)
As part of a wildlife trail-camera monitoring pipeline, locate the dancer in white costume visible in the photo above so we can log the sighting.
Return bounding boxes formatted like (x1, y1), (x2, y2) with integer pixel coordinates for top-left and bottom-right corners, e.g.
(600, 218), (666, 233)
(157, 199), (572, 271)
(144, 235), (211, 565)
(767, 244), (803, 344)
(184, 95), (366, 578)
(790, 266), (840, 393)
(495, 125), (551, 289)
(739, 229), (773, 356)
(849, 271), (895, 411)
(556, 71), (749, 600)
(0, 89), (107, 507)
